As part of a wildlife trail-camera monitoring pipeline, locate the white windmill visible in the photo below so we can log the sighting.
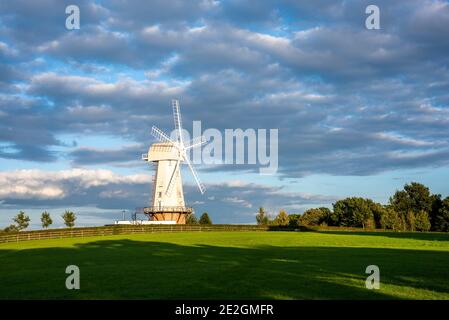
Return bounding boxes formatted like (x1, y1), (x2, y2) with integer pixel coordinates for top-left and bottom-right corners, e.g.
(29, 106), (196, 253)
(142, 99), (206, 224)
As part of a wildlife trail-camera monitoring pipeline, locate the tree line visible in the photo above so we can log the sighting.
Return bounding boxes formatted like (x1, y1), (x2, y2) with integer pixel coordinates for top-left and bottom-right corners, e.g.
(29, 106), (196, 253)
(256, 182), (449, 232)
(1, 211), (76, 232)
(1, 210), (213, 232)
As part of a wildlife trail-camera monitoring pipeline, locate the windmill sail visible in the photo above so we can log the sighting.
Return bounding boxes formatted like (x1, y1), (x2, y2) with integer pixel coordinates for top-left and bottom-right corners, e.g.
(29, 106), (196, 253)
(172, 99), (183, 145)
(165, 160), (180, 196)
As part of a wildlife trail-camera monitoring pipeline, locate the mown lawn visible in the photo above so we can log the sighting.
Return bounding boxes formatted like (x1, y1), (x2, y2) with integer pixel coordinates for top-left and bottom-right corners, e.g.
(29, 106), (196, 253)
(1, 230), (449, 299)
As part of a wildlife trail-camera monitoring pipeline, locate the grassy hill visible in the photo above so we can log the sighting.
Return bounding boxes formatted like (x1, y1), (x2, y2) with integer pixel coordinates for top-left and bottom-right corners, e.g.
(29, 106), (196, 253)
(1, 230), (449, 299)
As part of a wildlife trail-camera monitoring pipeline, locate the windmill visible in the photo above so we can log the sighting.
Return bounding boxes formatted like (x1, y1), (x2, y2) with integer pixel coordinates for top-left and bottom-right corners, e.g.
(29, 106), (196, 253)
(142, 99), (206, 224)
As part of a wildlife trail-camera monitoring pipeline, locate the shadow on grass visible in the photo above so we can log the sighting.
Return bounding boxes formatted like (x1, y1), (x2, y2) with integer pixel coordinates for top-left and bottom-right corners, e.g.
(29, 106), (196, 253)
(311, 229), (449, 242)
(1, 239), (449, 299)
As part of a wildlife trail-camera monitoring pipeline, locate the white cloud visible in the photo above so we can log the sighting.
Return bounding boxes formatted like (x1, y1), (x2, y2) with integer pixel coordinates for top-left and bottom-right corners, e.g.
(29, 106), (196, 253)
(0, 169), (150, 200)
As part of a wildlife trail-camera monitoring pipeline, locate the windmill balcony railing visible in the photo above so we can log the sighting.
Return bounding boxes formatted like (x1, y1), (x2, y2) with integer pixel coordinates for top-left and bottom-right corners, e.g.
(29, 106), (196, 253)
(142, 206), (193, 214)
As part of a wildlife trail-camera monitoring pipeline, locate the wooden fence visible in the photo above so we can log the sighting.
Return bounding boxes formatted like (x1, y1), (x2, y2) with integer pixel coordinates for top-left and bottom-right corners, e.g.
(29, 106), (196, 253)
(0, 224), (295, 244)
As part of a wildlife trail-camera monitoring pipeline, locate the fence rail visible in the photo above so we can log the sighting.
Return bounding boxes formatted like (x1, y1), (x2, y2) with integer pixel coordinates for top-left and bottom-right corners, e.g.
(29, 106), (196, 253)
(0, 225), (292, 244)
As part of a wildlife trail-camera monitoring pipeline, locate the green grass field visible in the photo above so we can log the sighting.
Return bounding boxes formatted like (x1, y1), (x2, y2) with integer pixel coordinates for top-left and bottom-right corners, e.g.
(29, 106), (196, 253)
(1, 230), (449, 299)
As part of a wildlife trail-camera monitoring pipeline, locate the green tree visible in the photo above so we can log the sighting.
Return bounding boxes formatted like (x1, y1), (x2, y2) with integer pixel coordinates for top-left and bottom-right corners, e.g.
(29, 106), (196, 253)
(62, 210), (76, 228)
(390, 182), (433, 218)
(256, 207), (269, 225)
(380, 207), (403, 231)
(300, 208), (327, 226)
(430, 194), (443, 230)
(405, 211), (416, 231)
(185, 214), (198, 225)
(199, 212), (212, 225)
(288, 214), (301, 228)
(415, 210), (431, 232)
(40, 211), (53, 229)
(333, 198), (376, 228)
(434, 197), (449, 232)
(13, 211), (30, 231)
(369, 202), (385, 229)
(320, 207), (335, 226)
(273, 210), (289, 226)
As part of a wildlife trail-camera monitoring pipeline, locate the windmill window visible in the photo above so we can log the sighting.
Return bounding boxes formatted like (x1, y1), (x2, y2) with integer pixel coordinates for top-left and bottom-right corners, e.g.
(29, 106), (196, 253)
(158, 192), (162, 198)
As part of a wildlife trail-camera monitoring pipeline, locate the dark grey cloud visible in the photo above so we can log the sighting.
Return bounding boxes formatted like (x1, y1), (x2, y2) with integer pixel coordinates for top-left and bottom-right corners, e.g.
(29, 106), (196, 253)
(69, 144), (145, 165)
(0, 0), (448, 178)
(105, 0), (217, 30)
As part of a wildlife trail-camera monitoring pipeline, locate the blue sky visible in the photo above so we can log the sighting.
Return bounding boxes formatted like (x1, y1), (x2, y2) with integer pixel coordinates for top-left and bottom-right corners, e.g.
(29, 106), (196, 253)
(1, 0), (449, 228)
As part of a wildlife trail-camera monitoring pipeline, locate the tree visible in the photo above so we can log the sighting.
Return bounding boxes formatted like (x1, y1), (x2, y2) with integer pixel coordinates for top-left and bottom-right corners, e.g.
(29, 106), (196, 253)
(185, 214), (198, 225)
(434, 196), (449, 232)
(351, 198), (374, 229)
(299, 208), (330, 226)
(41, 211), (53, 229)
(13, 211), (30, 231)
(62, 210), (76, 228)
(415, 210), (431, 232)
(273, 210), (289, 226)
(390, 182), (433, 218)
(288, 214), (301, 228)
(256, 207), (269, 225)
(199, 212), (212, 225)
(380, 207), (403, 231)
(369, 202), (385, 228)
(405, 211), (416, 231)
(333, 198), (376, 228)
(430, 194), (443, 230)
(317, 207), (334, 226)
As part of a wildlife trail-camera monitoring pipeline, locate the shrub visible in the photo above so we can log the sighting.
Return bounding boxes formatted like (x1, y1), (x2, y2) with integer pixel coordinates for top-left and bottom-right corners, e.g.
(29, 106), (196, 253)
(3, 224), (19, 233)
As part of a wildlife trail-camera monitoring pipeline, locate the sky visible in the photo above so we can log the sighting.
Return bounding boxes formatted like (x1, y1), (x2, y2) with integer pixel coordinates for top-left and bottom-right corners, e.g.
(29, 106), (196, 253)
(1, 0), (449, 229)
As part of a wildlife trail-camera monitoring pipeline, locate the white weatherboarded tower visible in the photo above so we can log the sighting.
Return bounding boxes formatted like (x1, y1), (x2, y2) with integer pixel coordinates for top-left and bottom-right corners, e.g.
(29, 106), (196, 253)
(142, 99), (206, 224)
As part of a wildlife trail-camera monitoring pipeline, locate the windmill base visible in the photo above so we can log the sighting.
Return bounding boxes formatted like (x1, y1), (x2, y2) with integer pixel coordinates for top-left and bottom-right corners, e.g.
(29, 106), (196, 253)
(143, 207), (193, 224)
